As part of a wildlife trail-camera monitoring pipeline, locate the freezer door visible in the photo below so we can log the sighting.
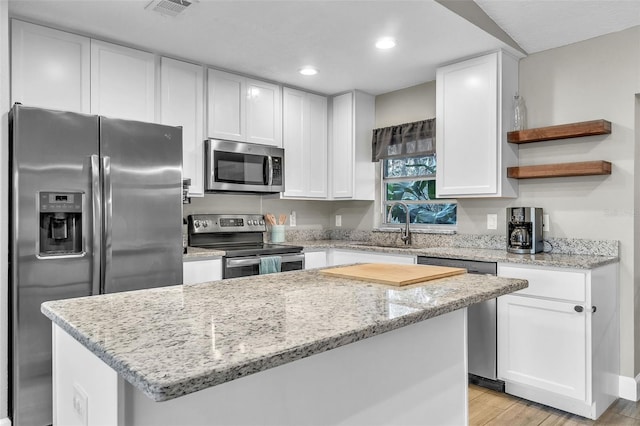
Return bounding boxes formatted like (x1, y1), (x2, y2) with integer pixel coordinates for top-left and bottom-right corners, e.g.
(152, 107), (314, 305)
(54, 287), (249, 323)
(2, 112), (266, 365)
(100, 117), (183, 293)
(10, 105), (99, 426)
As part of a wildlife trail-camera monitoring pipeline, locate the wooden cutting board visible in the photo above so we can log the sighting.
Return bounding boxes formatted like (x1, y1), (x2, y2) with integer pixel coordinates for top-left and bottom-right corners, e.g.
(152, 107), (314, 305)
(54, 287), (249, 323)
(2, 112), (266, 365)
(319, 263), (467, 286)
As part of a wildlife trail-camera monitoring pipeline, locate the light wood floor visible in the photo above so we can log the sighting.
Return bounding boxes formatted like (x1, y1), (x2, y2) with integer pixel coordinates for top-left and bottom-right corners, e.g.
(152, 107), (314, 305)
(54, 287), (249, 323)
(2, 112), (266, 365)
(469, 384), (640, 425)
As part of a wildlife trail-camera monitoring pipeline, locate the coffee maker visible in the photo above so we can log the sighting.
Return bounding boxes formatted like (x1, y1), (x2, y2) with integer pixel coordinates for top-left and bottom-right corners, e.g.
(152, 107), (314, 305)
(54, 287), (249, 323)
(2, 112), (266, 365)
(507, 207), (543, 254)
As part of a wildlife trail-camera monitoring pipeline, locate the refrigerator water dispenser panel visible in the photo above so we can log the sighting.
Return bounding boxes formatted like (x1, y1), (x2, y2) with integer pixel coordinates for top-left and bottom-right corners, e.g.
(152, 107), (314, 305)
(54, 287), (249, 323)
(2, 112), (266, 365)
(39, 191), (83, 256)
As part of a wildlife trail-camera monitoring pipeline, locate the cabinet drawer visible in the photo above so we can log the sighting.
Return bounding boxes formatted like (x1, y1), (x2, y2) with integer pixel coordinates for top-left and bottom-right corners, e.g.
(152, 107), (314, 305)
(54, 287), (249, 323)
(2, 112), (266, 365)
(498, 265), (586, 302)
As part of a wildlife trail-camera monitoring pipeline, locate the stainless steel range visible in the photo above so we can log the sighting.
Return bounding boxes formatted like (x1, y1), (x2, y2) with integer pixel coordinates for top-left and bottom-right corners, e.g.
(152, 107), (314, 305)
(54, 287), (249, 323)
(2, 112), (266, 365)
(187, 214), (304, 278)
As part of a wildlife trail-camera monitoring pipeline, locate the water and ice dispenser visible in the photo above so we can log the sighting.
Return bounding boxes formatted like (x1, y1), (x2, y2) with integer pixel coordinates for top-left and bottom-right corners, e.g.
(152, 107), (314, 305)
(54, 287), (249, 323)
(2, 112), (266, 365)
(39, 191), (83, 256)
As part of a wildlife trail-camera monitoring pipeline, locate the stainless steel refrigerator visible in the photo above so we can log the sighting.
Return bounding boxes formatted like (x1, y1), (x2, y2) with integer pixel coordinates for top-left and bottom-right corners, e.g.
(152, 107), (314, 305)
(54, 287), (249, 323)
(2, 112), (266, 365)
(9, 104), (184, 426)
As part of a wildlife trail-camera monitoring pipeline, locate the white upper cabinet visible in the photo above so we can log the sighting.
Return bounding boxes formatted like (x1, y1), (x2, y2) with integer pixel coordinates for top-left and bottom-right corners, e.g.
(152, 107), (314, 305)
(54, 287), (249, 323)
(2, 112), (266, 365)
(207, 69), (245, 141)
(246, 78), (282, 146)
(11, 20), (90, 113)
(90, 40), (156, 122)
(160, 57), (204, 197)
(436, 51), (519, 198)
(207, 69), (282, 147)
(282, 87), (327, 198)
(329, 91), (375, 200)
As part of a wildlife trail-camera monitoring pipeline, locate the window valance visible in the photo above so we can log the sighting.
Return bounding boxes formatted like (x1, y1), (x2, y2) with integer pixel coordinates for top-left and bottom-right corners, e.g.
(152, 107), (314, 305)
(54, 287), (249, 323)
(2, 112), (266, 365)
(371, 118), (436, 161)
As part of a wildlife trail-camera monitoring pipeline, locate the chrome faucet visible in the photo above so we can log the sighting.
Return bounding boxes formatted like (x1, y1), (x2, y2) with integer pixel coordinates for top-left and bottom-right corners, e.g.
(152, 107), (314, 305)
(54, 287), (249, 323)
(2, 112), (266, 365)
(388, 201), (412, 245)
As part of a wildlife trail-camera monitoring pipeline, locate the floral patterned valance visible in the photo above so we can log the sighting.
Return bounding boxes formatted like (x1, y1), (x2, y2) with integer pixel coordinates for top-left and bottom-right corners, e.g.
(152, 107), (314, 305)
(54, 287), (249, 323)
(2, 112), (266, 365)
(371, 118), (436, 162)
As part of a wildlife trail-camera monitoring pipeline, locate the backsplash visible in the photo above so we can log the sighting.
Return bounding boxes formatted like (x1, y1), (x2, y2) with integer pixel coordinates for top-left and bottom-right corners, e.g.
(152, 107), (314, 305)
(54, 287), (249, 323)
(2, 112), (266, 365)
(283, 228), (619, 257)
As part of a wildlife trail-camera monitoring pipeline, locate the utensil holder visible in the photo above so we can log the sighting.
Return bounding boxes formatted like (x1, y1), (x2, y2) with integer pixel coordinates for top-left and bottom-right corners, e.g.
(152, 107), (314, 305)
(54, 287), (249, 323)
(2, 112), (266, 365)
(271, 225), (285, 243)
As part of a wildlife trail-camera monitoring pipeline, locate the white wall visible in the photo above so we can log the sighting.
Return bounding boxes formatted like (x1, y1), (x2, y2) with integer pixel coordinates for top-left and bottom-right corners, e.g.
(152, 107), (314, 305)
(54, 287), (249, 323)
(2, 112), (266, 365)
(375, 28), (640, 378)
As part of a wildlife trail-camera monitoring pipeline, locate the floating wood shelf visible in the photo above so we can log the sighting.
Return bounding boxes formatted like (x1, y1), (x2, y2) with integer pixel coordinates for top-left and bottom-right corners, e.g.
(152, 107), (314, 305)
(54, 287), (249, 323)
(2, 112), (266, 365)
(507, 161), (612, 179)
(507, 120), (611, 144)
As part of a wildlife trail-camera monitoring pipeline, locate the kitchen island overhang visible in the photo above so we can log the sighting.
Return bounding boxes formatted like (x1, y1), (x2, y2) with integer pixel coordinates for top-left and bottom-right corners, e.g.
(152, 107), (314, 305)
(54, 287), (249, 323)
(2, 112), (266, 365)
(42, 268), (527, 425)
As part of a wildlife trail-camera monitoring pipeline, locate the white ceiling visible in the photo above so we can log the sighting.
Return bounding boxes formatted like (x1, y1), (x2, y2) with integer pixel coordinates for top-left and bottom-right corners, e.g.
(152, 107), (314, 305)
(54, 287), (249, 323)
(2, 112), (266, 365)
(475, 0), (640, 54)
(7, 1), (640, 96)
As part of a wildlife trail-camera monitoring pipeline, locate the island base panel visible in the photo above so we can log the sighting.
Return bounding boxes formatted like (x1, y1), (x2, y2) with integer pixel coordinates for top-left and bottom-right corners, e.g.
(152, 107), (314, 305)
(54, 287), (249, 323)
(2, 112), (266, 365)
(55, 309), (469, 425)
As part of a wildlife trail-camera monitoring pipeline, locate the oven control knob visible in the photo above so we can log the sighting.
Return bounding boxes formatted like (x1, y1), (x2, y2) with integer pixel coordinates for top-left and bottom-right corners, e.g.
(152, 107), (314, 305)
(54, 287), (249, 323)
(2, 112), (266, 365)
(252, 220), (258, 226)
(248, 220), (254, 226)
(194, 220), (200, 228)
(203, 221), (208, 228)
(259, 220), (265, 225)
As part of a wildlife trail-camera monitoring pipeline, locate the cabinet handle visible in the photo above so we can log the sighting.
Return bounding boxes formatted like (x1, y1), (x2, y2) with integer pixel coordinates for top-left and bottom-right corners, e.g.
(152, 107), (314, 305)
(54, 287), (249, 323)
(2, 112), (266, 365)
(592, 306), (597, 313)
(574, 305), (584, 313)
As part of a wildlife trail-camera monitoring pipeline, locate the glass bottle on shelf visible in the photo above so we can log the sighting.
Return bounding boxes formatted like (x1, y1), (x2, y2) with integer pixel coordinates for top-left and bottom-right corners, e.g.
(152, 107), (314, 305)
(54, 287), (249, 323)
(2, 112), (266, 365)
(512, 92), (527, 131)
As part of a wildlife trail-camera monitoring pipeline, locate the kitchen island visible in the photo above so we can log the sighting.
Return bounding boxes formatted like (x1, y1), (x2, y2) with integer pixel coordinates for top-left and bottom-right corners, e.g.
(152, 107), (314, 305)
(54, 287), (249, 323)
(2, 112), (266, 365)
(42, 268), (527, 425)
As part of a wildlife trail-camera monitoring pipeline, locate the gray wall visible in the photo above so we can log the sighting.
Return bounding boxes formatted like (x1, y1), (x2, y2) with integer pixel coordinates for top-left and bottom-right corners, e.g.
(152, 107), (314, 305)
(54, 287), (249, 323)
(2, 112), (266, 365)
(374, 27), (640, 378)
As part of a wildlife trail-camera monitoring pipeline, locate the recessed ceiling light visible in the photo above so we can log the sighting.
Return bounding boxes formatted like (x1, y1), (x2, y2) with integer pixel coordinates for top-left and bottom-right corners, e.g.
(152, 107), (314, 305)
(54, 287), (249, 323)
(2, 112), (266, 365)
(376, 37), (396, 50)
(299, 66), (318, 76)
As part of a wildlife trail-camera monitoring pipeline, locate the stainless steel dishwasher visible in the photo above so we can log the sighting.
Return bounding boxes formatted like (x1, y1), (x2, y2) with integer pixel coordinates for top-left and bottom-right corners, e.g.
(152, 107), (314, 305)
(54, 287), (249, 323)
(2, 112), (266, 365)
(417, 256), (504, 392)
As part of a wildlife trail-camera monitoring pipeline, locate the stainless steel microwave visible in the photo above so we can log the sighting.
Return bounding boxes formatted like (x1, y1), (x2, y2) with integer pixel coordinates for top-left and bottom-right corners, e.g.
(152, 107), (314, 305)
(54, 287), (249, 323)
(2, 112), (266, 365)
(205, 139), (284, 193)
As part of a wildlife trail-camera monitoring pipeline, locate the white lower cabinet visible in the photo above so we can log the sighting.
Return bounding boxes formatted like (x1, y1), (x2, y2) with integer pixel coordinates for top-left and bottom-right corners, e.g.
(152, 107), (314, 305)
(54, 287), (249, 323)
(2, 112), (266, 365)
(304, 251), (328, 269)
(328, 249), (415, 266)
(497, 263), (619, 420)
(183, 258), (222, 284)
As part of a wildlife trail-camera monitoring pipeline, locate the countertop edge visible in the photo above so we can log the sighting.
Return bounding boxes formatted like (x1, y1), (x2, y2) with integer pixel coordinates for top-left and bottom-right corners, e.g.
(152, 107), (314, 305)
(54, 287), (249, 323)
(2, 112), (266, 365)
(41, 276), (527, 402)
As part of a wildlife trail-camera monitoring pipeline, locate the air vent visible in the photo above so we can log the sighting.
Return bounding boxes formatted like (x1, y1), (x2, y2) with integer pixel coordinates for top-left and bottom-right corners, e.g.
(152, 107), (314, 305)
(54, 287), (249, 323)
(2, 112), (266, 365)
(145, 0), (192, 17)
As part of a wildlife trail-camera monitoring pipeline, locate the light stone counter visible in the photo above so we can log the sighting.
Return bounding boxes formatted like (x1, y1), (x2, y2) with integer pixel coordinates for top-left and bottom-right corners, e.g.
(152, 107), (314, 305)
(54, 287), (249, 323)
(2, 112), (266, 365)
(295, 240), (618, 269)
(41, 268), (526, 405)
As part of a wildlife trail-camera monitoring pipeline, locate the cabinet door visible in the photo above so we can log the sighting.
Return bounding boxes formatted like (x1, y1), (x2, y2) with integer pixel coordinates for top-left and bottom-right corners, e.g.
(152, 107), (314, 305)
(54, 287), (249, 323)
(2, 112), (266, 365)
(304, 251), (327, 269)
(497, 294), (587, 401)
(331, 92), (354, 198)
(11, 20), (90, 113)
(282, 88), (306, 197)
(283, 88), (328, 198)
(436, 53), (498, 196)
(91, 40), (156, 122)
(307, 93), (328, 197)
(160, 58), (204, 197)
(183, 259), (222, 285)
(246, 78), (282, 146)
(207, 69), (245, 141)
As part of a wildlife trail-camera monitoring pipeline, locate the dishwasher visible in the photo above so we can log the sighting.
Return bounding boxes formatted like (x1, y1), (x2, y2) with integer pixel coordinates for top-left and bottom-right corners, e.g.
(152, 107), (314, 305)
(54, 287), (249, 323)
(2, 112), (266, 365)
(417, 256), (504, 392)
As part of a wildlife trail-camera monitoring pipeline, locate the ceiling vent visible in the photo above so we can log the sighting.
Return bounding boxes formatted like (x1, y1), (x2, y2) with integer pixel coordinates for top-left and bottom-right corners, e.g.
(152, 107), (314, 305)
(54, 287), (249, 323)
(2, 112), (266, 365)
(145, 0), (193, 17)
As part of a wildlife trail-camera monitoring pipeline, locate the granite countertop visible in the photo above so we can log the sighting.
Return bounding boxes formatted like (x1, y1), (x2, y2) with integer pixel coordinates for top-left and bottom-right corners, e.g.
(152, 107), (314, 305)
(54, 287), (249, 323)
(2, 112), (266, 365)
(41, 269), (527, 403)
(183, 246), (225, 259)
(296, 240), (618, 269)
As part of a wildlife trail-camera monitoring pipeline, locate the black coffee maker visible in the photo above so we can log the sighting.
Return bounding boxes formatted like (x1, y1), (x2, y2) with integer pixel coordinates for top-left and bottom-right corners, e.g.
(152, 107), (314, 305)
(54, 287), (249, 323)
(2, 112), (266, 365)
(507, 207), (543, 254)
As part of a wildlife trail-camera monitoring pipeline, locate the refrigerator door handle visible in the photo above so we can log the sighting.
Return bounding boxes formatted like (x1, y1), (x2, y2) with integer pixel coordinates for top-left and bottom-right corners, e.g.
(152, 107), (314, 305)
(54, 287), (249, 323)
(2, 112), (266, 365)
(102, 156), (113, 293)
(91, 155), (102, 296)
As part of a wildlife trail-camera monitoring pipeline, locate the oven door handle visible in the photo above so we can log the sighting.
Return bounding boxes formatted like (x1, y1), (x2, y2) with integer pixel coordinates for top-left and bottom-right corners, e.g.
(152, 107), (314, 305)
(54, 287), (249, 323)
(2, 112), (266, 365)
(226, 253), (305, 268)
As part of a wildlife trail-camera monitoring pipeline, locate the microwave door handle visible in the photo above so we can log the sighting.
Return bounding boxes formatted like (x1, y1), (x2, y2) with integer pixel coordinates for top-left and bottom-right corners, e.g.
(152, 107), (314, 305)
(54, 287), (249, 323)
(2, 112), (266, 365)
(266, 156), (273, 186)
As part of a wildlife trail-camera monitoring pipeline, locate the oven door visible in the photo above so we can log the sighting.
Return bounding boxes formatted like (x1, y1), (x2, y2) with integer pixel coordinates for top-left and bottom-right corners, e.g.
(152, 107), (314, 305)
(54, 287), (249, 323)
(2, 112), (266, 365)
(224, 253), (305, 278)
(205, 140), (283, 193)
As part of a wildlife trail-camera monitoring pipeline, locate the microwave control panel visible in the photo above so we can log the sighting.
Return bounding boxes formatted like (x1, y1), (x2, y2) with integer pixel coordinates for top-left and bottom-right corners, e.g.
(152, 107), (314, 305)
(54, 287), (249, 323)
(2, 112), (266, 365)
(272, 157), (282, 185)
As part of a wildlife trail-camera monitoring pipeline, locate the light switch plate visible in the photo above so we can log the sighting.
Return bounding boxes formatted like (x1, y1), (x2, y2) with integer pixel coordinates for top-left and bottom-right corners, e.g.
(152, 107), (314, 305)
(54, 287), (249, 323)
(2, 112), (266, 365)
(487, 214), (498, 230)
(335, 214), (342, 227)
(290, 211), (297, 227)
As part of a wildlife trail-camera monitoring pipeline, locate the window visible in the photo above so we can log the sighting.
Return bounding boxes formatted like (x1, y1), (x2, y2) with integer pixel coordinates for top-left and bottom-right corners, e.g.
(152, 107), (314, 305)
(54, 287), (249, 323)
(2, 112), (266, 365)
(382, 154), (457, 227)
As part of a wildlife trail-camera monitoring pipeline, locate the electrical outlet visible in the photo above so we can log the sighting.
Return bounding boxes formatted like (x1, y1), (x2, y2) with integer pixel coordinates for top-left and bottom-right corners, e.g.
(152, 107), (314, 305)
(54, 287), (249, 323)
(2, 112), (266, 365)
(543, 214), (550, 232)
(290, 211), (297, 227)
(335, 214), (342, 227)
(72, 383), (88, 426)
(487, 214), (498, 230)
